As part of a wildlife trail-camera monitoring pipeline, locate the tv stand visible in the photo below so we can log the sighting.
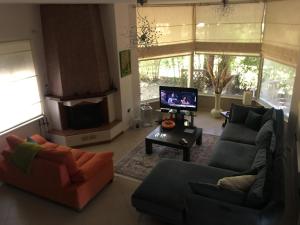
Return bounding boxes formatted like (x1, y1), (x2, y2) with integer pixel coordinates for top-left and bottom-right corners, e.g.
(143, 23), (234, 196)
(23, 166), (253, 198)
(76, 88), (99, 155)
(157, 108), (196, 127)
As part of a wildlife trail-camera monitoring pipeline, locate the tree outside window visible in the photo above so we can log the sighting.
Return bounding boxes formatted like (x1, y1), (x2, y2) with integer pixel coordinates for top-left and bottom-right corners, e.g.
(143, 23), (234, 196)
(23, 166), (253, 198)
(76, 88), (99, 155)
(139, 55), (190, 101)
(192, 54), (260, 97)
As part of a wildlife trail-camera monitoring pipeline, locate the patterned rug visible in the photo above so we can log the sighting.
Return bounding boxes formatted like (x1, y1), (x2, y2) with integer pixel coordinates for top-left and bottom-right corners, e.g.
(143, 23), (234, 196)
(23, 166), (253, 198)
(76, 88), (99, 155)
(115, 133), (219, 180)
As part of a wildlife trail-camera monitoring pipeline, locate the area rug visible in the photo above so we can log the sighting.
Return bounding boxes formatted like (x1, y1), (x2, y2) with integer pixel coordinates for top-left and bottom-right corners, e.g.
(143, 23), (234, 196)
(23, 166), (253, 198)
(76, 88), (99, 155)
(115, 133), (219, 180)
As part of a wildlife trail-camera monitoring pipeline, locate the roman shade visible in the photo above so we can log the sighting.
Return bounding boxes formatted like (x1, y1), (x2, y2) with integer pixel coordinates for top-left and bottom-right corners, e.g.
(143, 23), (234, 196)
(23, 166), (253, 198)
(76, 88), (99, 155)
(262, 0), (300, 66)
(137, 6), (193, 46)
(195, 3), (265, 43)
(0, 40), (42, 133)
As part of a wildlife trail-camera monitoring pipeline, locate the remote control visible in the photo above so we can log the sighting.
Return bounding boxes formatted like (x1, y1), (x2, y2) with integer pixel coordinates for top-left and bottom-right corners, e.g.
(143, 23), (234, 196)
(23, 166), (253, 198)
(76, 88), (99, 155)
(179, 138), (188, 145)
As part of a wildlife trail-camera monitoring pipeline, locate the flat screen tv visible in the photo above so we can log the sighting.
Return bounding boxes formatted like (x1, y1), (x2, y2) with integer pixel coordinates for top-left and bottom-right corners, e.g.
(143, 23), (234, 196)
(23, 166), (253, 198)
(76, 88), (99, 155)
(159, 86), (198, 112)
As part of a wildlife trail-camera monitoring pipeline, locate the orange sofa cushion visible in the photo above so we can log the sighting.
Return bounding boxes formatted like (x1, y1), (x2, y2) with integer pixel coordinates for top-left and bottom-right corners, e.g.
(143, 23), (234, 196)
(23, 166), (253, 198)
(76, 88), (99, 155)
(6, 135), (25, 150)
(71, 151), (113, 182)
(30, 134), (47, 144)
(38, 149), (79, 176)
(7, 134), (80, 177)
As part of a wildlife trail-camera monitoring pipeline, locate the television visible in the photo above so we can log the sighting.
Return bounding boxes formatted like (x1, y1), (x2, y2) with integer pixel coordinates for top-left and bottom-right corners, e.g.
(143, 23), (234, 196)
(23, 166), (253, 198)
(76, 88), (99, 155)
(159, 86), (198, 112)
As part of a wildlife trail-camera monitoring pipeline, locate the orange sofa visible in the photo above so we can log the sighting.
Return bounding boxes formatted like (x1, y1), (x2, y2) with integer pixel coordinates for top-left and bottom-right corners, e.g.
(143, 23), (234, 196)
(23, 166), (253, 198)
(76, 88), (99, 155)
(0, 134), (114, 210)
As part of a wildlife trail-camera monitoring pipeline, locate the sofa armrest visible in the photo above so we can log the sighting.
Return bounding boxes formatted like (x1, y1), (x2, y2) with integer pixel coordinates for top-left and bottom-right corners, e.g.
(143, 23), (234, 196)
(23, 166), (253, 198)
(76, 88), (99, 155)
(71, 152), (113, 182)
(185, 192), (260, 225)
(189, 182), (245, 205)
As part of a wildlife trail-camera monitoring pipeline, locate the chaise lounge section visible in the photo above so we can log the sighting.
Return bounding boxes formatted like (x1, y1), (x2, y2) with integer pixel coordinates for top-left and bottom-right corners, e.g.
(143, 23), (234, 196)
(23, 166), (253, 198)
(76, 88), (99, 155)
(132, 104), (285, 225)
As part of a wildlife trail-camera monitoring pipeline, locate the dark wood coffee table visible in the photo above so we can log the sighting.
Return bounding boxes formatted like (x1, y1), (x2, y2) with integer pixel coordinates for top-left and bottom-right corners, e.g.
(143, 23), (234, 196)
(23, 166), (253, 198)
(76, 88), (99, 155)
(145, 126), (202, 161)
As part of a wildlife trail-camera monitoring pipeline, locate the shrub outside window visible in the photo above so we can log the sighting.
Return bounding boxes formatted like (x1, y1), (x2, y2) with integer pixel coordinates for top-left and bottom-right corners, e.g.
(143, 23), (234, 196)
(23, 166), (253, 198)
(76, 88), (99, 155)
(260, 59), (296, 116)
(192, 53), (260, 97)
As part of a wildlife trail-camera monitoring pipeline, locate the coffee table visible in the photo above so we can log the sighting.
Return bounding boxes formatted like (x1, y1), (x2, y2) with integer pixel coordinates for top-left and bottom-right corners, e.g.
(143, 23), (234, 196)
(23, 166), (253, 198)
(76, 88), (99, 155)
(145, 126), (202, 161)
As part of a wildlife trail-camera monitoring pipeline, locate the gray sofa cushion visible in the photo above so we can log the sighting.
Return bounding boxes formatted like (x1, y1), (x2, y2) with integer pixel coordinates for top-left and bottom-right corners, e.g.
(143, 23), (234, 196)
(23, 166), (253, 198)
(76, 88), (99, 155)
(245, 111), (262, 131)
(189, 182), (245, 205)
(261, 108), (274, 126)
(229, 104), (265, 124)
(255, 120), (274, 148)
(221, 123), (258, 145)
(246, 167), (268, 208)
(251, 148), (266, 170)
(132, 159), (234, 221)
(209, 140), (257, 172)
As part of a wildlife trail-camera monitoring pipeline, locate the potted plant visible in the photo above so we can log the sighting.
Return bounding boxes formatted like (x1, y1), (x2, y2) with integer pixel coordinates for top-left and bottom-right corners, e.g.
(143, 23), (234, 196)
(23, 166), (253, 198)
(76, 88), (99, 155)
(242, 89), (253, 105)
(207, 61), (234, 118)
(239, 74), (255, 106)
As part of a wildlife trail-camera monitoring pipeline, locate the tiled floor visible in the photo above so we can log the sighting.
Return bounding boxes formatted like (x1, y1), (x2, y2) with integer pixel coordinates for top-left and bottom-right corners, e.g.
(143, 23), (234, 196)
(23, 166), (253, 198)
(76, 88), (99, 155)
(0, 109), (223, 225)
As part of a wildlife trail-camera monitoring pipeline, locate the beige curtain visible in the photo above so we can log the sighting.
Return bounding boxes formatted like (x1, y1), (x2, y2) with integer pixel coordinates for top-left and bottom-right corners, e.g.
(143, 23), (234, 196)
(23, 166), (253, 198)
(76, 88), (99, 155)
(196, 3), (265, 43)
(0, 40), (42, 133)
(137, 6), (193, 46)
(263, 0), (300, 66)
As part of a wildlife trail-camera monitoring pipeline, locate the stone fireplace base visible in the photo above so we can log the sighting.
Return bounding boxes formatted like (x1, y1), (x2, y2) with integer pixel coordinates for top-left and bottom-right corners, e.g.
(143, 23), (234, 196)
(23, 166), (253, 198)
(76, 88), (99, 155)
(49, 120), (122, 147)
(45, 92), (122, 147)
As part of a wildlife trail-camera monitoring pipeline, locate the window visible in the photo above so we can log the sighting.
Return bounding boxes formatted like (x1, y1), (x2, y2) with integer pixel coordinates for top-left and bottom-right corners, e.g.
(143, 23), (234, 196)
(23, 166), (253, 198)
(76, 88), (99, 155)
(0, 40), (42, 133)
(193, 53), (260, 97)
(139, 55), (191, 101)
(260, 59), (296, 116)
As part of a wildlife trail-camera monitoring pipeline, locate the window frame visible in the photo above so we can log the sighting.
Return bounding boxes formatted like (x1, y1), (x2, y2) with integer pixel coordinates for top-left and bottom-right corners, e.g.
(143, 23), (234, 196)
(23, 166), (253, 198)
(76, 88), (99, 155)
(139, 53), (193, 102)
(140, 51), (262, 103)
(193, 51), (261, 98)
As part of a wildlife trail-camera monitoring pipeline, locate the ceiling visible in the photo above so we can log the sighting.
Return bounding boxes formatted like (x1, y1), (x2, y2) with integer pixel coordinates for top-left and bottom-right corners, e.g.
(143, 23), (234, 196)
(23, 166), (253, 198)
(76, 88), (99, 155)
(0, 0), (136, 3)
(0, 0), (275, 4)
(0, 0), (282, 5)
(146, 0), (263, 4)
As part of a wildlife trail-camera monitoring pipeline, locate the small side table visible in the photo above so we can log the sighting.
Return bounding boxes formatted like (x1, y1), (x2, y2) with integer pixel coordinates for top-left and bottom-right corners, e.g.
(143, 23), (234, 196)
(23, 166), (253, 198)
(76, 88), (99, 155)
(220, 111), (230, 127)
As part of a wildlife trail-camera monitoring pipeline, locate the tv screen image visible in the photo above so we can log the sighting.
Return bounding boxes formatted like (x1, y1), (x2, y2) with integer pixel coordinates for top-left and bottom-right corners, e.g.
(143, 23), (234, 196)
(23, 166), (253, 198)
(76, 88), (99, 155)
(159, 86), (198, 111)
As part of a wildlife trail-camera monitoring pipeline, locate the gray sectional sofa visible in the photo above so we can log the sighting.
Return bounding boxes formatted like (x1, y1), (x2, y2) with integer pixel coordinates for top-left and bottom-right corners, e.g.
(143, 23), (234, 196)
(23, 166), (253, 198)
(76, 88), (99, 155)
(131, 104), (285, 225)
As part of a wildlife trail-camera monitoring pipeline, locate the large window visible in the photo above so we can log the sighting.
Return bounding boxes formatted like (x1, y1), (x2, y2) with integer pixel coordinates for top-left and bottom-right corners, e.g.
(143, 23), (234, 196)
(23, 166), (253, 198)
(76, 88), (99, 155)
(260, 59), (296, 116)
(137, 4), (297, 118)
(193, 54), (260, 97)
(0, 40), (42, 133)
(139, 55), (191, 101)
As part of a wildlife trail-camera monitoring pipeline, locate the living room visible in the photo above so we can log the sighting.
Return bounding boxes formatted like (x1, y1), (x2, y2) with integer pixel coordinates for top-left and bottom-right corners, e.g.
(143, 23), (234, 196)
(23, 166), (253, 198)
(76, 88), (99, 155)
(0, 0), (299, 225)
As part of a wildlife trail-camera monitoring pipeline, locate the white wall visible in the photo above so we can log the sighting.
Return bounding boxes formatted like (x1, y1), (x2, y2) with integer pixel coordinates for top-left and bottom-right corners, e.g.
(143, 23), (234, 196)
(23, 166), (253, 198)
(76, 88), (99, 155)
(0, 5), (47, 149)
(114, 3), (140, 131)
(99, 4), (123, 122)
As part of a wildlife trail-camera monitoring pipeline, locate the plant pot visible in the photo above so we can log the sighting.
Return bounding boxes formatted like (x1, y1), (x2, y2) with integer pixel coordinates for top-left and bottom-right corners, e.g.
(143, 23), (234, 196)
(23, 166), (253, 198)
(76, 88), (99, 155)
(243, 91), (253, 105)
(211, 93), (223, 118)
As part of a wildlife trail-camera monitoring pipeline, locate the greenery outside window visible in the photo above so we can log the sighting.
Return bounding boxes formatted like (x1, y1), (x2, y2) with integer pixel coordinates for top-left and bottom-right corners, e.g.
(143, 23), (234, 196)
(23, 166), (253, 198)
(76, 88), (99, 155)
(260, 59), (296, 116)
(139, 55), (191, 101)
(193, 53), (260, 97)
